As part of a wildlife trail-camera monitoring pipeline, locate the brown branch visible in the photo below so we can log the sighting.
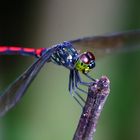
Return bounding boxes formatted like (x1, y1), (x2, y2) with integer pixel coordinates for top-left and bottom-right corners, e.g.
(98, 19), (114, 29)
(73, 76), (110, 140)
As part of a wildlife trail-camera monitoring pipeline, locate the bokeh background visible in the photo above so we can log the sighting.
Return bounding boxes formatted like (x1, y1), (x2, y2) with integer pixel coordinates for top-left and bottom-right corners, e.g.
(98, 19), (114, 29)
(0, 0), (140, 140)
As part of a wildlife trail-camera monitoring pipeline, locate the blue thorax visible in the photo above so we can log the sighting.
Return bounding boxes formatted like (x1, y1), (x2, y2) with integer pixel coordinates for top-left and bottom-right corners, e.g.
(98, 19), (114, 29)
(51, 41), (79, 69)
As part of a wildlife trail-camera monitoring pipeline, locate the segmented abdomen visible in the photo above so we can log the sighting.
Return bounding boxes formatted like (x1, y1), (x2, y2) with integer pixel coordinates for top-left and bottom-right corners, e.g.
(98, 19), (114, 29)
(0, 46), (45, 57)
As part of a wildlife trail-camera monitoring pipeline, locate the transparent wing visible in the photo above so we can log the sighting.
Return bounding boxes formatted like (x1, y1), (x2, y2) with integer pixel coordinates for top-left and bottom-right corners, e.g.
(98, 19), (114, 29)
(0, 47), (57, 116)
(70, 30), (140, 59)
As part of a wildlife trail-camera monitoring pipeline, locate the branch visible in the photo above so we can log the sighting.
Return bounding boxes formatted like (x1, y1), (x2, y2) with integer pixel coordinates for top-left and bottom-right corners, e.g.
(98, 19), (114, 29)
(73, 76), (110, 140)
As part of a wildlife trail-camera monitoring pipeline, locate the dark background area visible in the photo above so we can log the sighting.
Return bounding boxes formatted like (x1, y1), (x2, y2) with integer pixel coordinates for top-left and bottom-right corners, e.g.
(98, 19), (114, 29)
(0, 0), (140, 140)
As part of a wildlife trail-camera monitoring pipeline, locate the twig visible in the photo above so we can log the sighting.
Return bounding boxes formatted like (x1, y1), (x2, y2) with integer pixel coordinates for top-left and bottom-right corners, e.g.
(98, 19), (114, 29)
(73, 76), (110, 140)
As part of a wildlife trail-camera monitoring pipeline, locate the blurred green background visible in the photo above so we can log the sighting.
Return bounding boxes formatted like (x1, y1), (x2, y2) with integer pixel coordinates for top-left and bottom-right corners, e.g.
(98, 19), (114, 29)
(0, 0), (140, 140)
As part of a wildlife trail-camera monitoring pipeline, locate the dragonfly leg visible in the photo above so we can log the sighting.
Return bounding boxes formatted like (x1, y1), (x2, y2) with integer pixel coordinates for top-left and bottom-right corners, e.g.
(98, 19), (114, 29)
(74, 70), (88, 94)
(68, 70), (73, 95)
(69, 70), (85, 107)
(84, 73), (96, 81)
(75, 70), (93, 86)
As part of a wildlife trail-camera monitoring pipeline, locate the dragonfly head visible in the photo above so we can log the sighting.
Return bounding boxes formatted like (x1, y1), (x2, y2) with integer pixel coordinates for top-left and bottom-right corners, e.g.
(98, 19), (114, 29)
(75, 51), (95, 73)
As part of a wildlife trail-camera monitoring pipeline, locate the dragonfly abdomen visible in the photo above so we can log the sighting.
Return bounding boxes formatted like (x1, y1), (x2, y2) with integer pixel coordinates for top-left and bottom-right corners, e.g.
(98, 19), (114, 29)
(0, 46), (45, 57)
(51, 42), (79, 69)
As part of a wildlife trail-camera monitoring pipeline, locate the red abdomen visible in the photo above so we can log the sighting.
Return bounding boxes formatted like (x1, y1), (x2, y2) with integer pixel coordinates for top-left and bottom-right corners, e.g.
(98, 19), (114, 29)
(0, 46), (45, 57)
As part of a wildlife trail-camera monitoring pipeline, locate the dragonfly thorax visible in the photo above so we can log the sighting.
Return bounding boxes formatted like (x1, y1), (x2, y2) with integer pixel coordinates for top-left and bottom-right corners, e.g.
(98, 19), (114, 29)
(75, 52), (95, 73)
(51, 42), (79, 69)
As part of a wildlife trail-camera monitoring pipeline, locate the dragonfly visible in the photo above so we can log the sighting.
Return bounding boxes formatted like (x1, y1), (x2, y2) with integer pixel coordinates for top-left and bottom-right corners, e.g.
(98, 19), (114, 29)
(0, 29), (140, 116)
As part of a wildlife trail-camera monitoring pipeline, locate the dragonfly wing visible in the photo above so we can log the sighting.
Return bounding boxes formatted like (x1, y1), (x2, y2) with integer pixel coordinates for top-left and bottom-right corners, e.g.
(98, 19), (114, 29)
(0, 47), (57, 116)
(70, 30), (140, 59)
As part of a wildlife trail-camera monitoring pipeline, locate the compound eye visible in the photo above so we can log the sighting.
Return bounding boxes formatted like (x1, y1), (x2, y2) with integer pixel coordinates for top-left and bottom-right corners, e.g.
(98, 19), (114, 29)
(80, 54), (90, 64)
(89, 60), (95, 69)
(86, 52), (95, 60)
